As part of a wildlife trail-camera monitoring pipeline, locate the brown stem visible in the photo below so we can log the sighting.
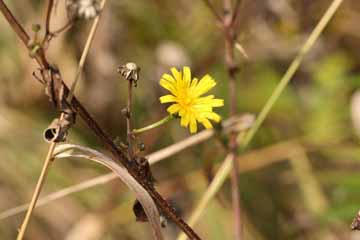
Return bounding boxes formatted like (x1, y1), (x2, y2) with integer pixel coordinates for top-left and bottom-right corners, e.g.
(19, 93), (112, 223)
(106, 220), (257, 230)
(231, 0), (242, 26)
(51, 20), (74, 35)
(200, 0), (242, 238)
(126, 80), (134, 159)
(0, 1), (201, 239)
(224, 0), (242, 239)
(44, 0), (54, 37)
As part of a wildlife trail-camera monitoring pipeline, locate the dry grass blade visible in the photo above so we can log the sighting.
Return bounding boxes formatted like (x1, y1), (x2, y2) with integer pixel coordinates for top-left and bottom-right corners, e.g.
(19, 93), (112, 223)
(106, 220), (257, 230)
(53, 144), (164, 240)
(0, 115), (255, 221)
(177, 0), (344, 239)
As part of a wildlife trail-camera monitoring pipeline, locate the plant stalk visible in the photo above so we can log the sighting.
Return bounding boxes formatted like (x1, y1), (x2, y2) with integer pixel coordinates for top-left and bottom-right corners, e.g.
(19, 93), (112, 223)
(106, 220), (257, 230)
(133, 115), (173, 134)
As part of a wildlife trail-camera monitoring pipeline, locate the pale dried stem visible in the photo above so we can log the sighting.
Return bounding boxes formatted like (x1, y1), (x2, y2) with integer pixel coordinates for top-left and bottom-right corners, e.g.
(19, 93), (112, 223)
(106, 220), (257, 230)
(16, 1), (107, 239)
(16, 142), (56, 240)
(68, 0), (107, 101)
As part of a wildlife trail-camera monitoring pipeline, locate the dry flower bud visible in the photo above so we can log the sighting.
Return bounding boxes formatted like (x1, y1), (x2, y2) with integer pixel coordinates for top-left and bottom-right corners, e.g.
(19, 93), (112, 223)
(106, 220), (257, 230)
(117, 62), (141, 86)
(66, 0), (101, 20)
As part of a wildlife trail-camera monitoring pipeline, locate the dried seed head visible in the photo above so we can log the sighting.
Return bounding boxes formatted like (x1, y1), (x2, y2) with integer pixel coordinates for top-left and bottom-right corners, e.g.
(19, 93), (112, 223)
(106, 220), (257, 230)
(66, 0), (101, 20)
(117, 62), (141, 86)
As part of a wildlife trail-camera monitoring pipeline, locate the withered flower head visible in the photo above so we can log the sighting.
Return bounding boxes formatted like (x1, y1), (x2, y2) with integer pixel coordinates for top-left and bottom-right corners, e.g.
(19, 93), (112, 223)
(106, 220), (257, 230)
(66, 0), (101, 20)
(117, 62), (141, 86)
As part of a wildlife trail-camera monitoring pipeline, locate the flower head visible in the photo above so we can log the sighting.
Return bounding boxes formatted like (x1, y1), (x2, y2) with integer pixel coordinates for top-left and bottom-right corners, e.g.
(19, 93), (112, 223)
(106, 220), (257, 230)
(159, 67), (224, 133)
(66, 0), (100, 20)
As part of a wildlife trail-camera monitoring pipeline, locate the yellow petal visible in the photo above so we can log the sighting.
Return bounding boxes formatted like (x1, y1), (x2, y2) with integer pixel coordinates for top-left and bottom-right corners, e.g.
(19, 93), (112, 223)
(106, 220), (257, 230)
(171, 67), (182, 81)
(162, 73), (176, 84)
(200, 118), (213, 129)
(180, 112), (190, 127)
(159, 94), (177, 103)
(193, 74), (216, 97)
(194, 95), (214, 103)
(208, 98), (224, 107)
(192, 104), (213, 112)
(183, 66), (191, 87)
(190, 78), (198, 88)
(160, 79), (177, 95)
(179, 109), (186, 117)
(203, 112), (221, 122)
(189, 115), (197, 133)
(167, 104), (181, 114)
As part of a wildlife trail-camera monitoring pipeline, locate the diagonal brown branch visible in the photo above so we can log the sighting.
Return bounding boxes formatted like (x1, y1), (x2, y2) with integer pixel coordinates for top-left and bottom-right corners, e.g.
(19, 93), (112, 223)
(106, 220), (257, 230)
(0, 1), (200, 239)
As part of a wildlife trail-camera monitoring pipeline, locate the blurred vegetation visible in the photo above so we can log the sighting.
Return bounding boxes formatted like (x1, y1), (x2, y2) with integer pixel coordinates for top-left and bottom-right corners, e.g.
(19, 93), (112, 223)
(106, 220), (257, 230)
(0, 0), (360, 239)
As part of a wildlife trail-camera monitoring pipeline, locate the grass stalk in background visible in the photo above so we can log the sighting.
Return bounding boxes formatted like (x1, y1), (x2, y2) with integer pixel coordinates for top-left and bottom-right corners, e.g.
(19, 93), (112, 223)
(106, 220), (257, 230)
(177, 0), (344, 239)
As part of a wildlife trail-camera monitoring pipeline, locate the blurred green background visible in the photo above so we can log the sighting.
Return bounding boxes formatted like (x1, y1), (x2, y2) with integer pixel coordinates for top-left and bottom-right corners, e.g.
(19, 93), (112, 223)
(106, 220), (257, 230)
(1, 0), (360, 239)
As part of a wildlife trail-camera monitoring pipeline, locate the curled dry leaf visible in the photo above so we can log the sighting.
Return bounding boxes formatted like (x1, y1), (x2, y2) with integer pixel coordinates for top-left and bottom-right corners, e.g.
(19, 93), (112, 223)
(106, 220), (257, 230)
(53, 144), (164, 240)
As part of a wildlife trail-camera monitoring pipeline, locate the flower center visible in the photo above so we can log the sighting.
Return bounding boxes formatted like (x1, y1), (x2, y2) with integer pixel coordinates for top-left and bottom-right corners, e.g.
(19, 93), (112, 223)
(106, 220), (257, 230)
(178, 88), (194, 111)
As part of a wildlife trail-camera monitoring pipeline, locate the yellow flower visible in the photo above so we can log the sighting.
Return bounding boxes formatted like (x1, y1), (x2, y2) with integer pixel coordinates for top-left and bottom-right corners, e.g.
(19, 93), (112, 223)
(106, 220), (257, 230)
(159, 67), (224, 133)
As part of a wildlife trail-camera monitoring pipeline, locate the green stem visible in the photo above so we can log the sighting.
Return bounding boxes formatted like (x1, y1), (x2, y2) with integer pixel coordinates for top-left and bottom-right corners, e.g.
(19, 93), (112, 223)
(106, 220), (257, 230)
(133, 115), (173, 134)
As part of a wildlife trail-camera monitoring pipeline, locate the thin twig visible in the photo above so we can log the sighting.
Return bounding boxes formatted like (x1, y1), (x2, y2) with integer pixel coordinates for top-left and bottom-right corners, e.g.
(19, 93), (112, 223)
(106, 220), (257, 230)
(67, 0), (107, 102)
(223, 0), (242, 238)
(126, 80), (134, 159)
(133, 115), (173, 134)
(15, 0), (57, 237)
(179, 0), (344, 238)
(51, 20), (74, 35)
(16, 1), (107, 239)
(16, 143), (56, 240)
(240, 0), (344, 149)
(201, 1), (244, 238)
(231, 0), (242, 26)
(44, 0), (54, 38)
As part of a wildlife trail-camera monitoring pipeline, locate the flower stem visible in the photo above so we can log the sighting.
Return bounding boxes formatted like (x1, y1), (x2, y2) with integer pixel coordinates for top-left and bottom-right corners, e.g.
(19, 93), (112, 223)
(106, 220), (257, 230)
(133, 115), (173, 134)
